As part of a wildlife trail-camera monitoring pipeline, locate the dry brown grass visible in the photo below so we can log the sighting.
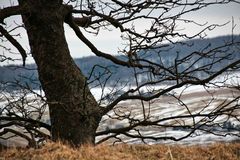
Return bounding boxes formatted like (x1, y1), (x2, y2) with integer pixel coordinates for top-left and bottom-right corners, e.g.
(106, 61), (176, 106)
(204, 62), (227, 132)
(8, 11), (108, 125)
(0, 142), (240, 160)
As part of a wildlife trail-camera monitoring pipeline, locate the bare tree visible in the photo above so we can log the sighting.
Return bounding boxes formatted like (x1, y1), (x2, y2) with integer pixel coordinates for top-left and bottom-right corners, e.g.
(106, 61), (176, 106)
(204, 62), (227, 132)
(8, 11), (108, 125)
(0, 0), (240, 147)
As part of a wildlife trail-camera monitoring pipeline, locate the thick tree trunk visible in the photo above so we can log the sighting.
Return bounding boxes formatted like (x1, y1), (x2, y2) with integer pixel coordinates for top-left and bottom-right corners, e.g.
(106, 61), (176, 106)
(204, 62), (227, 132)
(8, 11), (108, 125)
(19, 0), (102, 146)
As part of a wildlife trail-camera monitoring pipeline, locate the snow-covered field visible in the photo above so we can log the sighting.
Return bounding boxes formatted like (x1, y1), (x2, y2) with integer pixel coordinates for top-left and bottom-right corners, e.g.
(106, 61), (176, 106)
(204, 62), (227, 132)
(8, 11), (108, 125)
(95, 86), (239, 145)
(94, 72), (240, 145)
(1, 72), (240, 146)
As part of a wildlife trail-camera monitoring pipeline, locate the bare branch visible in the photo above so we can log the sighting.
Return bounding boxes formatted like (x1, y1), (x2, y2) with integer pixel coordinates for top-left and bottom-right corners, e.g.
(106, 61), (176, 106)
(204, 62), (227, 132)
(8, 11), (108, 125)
(0, 5), (28, 24)
(65, 14), (143, 68)
(0, 25), (27, 66)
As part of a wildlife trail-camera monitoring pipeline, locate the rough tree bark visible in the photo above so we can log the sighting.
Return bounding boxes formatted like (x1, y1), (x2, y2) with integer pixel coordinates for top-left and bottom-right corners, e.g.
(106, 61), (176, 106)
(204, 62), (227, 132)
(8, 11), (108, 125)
(18, 0), (102, 146)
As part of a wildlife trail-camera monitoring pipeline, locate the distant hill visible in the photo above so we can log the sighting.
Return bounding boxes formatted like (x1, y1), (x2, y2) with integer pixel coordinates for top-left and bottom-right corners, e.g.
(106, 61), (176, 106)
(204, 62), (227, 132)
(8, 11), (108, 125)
(0, 35), (239, 90)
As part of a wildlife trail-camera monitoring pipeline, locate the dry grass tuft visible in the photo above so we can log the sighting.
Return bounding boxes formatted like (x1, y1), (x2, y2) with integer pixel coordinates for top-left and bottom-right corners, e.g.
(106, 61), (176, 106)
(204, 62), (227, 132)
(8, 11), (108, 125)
(0, 142), (240, 160)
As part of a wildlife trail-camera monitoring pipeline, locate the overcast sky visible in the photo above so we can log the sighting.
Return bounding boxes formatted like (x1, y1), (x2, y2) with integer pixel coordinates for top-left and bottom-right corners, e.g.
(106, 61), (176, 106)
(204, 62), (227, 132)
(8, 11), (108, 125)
(0, 0), (240, 65)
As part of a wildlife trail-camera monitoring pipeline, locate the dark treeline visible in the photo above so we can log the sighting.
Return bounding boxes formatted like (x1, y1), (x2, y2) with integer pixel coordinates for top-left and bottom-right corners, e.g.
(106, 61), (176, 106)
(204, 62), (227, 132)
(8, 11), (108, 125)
(1, 35), (239, 90)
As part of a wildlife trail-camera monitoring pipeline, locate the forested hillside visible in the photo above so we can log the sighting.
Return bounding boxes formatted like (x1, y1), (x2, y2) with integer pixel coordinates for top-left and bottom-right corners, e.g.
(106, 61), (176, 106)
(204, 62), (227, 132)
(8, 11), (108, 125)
(1, 35), (239, 90)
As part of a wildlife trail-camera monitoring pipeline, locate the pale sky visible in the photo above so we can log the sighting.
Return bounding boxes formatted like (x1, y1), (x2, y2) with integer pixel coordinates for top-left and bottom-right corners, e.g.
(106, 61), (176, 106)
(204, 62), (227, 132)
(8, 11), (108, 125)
(0, 0), (240, 65)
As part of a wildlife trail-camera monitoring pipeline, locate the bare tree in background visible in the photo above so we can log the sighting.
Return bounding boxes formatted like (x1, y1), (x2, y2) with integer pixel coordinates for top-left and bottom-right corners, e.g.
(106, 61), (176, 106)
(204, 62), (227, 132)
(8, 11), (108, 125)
(0, 0), (240, 147)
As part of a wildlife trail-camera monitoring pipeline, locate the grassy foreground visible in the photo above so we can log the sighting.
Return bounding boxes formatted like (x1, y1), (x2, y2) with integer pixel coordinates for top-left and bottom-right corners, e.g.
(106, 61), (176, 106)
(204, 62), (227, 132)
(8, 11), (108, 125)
(0, 142), (240, 160)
